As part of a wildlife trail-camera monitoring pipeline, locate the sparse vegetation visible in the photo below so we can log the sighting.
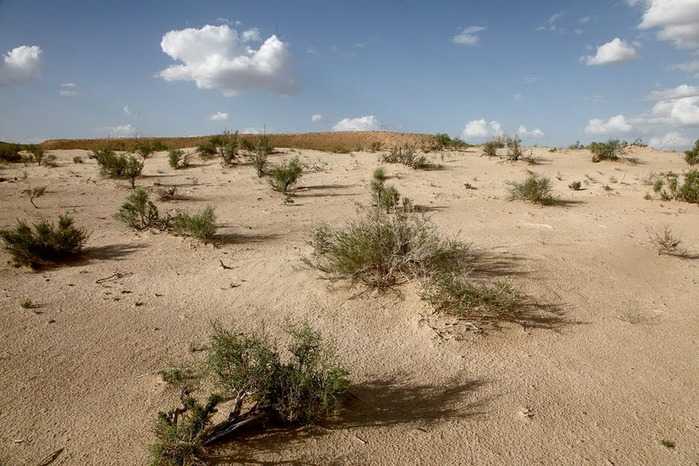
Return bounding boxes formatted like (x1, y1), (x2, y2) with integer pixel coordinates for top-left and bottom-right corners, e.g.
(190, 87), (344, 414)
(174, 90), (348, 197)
(136, 142), (155, 159)
(0, 214), (88, 268)
(73, 155), (83, 164)
(92, 148), (144, 188)
(568, 181), (583, 191)
(382, 144), (429, 169)
(172, 207), (217, 241)
(651, 170), (699, 204)
(508, 173), (557, 205)
(648, 226), (688, 257)
(482, 139), (503, 157)
(590, 140), (624, 163)
(23, 186), (47, 208)
(118, 188), (167, 231)
(251, 137), (270, 177)
(168, 149), (189, 169)
(150, 322), (349, 465)
(0, 142), (23, 162)
(684, 139), (699, 166)
(370, 168), (401, 213)
(28, 145), (45, 165)
(307, 210), (469, 289)
(506, 136), (523, 161)
(270, 157), (303, 193)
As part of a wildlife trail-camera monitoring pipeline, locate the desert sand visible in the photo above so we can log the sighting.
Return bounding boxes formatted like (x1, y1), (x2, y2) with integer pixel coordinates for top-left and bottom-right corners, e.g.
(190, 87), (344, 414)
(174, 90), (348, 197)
(0, 145), (697, 465)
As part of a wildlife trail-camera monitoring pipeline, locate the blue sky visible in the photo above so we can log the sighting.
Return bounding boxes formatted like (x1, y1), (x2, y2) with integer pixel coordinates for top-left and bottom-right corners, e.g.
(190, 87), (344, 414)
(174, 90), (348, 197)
(1, 0), (699, 148)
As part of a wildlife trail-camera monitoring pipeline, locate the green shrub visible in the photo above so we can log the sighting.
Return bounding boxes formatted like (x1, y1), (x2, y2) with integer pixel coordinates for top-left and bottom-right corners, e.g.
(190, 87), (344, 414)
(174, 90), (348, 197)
(482, 140), (500, 157)
(652, 170), (699, 204)
(93, 149), (144, 188)
(508, 173), (557, 205)
(255, 135), (273, 155)
(28, 145), (45, 165)
(420, 272), (521, 322)
(196, 141), (217, 159)
(118, 188), (166, 231)
(221, 131), (239, 166)
(251, 138), (270, 177)
(136, 142), (155, 159)
(307, 211), (469, 289)
(0, 142), (23, 162)
(590, 140), (623, 162)
(382, 144), (428, 169)
(270, 157), (303, 193)
(0, 214), (88, 268)
(433, 133), (468, 151)
(506, 136), (522, 161)
(684, 140), (699, 166)
(370, 168), (402, 213)
(167, 149), (189, 169)
(172, 207), (217, 240)
(150, 322), (349, 465)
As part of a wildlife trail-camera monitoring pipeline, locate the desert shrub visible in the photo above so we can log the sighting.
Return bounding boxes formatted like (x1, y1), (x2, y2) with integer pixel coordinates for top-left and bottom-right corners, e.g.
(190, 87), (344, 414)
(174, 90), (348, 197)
(482, 140), (500, 157)
(240, 138), (256, 152)
(93, 149), (144, 187)
(221, 131), (239, 166)
(172, 207), (217, 240)
(118, 188), (166, 231)
(251, 138), (270, 177)
(647, 226), (687, 257)
(508, 173), (556, 205)
(685, 140), (699, 166)
(433, 133), (468, 151)
(307, 211), (469, 289)
(197, 141), (217, 159)
(168, 149), (189, 169)
(370, 168), (402, 213)
(157, 186), (178, 202)
(0, 142), (23, 162)
(0, 214), (88, 268)
(505, 136), (523, 161)
(22, 186), (46, 208)
(136, 142), (155, 159)
(255, 135), (273, 155)
(270, 157), (303, 193)
(73, 156), (83, 164)
(368, 141), (383, 152)
(420, 272), (521, 322)
(28, 145), (45, 165)
(382, 144), (428, 169)
(652, 170), (699, 204)
(590, 140), (624, 162)
(150, 322), (349, 465)
(568, 181), (582, 191)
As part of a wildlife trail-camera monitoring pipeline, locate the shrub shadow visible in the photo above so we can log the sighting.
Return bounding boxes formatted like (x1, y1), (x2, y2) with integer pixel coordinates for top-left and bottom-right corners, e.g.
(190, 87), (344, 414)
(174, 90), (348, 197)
(213, 231), (282, 245)
(84, 243), (148, 262)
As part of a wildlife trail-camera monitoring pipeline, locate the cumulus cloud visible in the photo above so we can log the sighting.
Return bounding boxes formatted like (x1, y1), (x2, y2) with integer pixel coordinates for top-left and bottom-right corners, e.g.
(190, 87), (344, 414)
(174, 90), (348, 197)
(671, 60), (699, 75)
(311, 114), (323, 122)
(158, 24), (296, 96)
(333, 115), (381, 132)
(209, 111), (229, 121)
(518, 126), (545, 138)
(649, 131), (691, 149)
(583, 38), (638, 65)
(462, 119), (503, 139)
(585, 115), (633, 134)
(452, 26), (486, 46)
(0, 45), (41, 86)
(648, 83), (699, 100)
(59, 82), (78, 97)
(642, 84), (699, 127)
(107, 124), (137, 138)
(637, 0), (699, 49)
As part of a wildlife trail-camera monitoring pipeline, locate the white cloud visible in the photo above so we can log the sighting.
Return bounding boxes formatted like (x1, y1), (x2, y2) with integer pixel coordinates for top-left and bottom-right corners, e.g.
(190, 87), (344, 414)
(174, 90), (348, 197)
(333, 115), (380, 131)
(649, 131), (691, 149)
(671, 60), (699, 74)
(452, 26), (486, 46)
(311, 114), (323, 122)
(637, 0), (699, 49)
(123, 105), (132, 116)
(648, 83), (699, 100)
(59, 82), (78, 97)
(462, 119), (503, 139)
(210, 111), (229, 121)
(241, 28), (261, 42)
(0, 45), (41, 86)
(518, 125), (545, 138)
(107, 124), (137, 138)
(158, 24), (296, 96)
(585, 115), (633, 134)
(652, 96), (699, 126)
(583, 38), (638, 65)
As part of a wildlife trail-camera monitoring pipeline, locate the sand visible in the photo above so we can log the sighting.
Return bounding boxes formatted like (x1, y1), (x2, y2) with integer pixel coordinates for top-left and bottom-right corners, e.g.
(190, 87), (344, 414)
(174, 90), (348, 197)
(0, 146), (697, 465)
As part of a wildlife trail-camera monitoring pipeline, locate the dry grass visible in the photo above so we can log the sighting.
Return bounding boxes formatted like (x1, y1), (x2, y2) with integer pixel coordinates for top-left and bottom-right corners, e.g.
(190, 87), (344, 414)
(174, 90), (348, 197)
(41, 132), (440, 154)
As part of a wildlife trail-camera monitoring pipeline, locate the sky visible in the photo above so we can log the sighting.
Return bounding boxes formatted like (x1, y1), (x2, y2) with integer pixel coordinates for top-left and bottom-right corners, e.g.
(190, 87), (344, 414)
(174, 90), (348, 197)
(1, 0), (699, 149)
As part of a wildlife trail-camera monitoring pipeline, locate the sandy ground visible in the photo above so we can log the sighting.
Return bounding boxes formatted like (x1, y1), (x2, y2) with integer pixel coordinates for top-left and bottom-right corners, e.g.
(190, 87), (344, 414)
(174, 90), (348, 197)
(0, 146), (697, 465)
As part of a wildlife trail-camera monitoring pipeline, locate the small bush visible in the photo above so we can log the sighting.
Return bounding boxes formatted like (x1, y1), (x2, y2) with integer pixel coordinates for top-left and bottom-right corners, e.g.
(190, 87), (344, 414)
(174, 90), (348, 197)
(93, 149), (144, 188)
(0, 142), (23, 162)
(370, 168), (402, 213)
(168, 149), (189, 169)
(508, 173), (557, 205)
(22, 186), (46, 208)
(73, 156), (83, 164)
(420, 272), (521, 322)
(28, 145), (45, 165)
(685, 140), (699, 166)
(307, 211), (469, 289)
(172, 207), (217, 240)
(157, 186), (178, 202)
(590, 140), (623, 162)
(568, 181), (583, 191)
(221, 131), (239, 166)
(251, 139), (270, 177)
(197, 141), (217, 159)
(136, 142), (155, 159)
(382, 144), (428, 169)
(506, 136), (522, 161)
(647, 226), (687, 257)
(368, 141), (383, 152)
(652, 170), (699, 204)
(118, 188), (166, 231)
(270, 157), (303, 193)
(482, 140), (502, 157)
(0, 214), (88, 268)
(150, 322), (349, 465)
